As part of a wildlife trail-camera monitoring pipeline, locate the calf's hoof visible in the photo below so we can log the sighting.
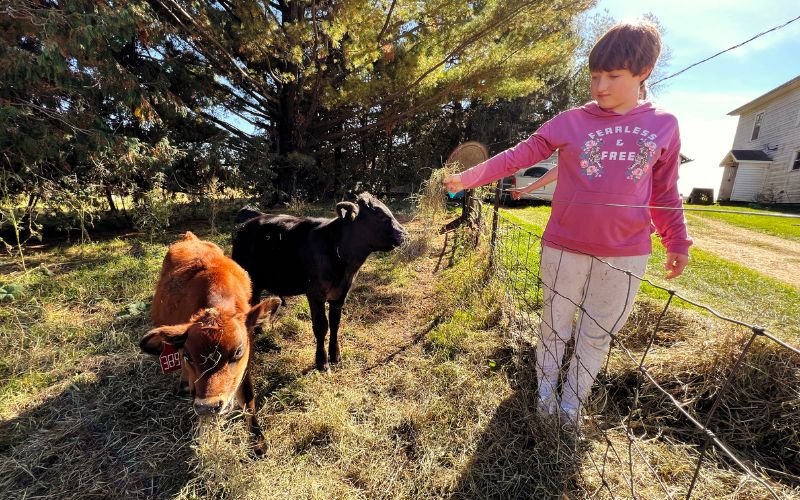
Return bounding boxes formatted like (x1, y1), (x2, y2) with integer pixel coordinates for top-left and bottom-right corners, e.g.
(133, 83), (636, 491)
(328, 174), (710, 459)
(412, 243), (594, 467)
(315, 352), (330, 373)
(252, 434), (267, 458)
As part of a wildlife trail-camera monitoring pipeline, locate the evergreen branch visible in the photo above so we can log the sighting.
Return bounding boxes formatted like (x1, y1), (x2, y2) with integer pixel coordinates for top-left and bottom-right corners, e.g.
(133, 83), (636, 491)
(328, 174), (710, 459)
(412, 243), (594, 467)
(9, 100), (93, 135)
(155, 0), (280, 109)
(196, 109), (259, 142)
(378, 0), (546, 105)
(317, 0), (556, 131)
(376, 0), (397, 44)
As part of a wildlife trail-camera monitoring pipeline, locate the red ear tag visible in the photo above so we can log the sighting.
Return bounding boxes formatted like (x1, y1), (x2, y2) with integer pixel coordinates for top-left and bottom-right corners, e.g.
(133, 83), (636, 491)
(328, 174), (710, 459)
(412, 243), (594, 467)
(159, 342), (182, 374)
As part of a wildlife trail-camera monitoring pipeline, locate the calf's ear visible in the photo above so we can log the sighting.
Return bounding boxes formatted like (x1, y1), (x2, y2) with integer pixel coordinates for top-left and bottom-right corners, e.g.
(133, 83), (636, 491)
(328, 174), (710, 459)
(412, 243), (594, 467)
(246, 297), (282, 330)
(140, 324), (191, 355)
(336, 201), (359, 221)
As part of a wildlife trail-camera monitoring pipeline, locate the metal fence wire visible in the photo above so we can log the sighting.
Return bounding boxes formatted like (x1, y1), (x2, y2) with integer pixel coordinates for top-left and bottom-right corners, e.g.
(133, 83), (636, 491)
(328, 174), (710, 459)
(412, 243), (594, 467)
(439, 189), (800, 499)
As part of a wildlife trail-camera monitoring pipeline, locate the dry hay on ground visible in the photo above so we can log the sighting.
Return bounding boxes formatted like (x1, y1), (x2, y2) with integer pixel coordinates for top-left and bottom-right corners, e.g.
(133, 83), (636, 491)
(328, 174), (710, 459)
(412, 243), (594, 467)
(603, 300), (800, 493)
(0, 355), (196, 499)
(3, 210), (800, 498)
(502, 292), (800, 497)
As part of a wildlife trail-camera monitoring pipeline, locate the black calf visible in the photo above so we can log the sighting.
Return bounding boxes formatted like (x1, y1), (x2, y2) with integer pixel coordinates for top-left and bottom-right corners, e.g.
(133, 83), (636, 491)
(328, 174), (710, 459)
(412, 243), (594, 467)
(232, 192), (407, 371)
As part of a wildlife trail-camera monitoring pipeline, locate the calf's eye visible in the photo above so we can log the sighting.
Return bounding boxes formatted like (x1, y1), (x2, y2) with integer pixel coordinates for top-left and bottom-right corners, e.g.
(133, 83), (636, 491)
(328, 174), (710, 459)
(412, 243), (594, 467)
(183, 351), (193, 363)
(231, 345), (245, 362)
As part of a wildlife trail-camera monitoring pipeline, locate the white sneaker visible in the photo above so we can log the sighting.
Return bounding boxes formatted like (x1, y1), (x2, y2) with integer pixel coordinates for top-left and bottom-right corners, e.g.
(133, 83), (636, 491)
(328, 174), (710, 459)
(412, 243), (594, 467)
(558, 403), (582, 432)
(537, 393), (558, 415)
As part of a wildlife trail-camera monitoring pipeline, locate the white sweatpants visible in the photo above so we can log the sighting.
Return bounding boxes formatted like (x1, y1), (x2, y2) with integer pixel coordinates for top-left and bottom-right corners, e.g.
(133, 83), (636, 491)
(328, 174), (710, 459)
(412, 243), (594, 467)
(536, 245), (648, 414)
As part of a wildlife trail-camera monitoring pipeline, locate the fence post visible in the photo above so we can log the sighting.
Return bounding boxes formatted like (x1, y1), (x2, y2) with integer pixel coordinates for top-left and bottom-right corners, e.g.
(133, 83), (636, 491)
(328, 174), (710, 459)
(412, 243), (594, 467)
(488, 180), (501, 269)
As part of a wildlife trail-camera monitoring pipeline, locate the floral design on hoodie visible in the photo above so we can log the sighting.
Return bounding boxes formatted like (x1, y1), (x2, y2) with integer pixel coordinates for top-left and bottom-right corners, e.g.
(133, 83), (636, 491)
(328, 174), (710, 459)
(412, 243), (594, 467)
(579, 138), (604, 178)
(626, 138), (658, 183)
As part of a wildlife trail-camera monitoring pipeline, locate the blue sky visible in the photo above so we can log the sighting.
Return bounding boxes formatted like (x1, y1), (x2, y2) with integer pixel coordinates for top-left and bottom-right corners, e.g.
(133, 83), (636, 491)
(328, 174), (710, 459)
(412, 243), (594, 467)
(591, 1), (800, 196)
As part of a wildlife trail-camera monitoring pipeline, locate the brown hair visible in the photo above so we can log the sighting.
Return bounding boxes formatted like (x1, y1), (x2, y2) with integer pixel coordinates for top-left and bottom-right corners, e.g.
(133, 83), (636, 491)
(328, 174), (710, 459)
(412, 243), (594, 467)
(589, 21), (661, 79)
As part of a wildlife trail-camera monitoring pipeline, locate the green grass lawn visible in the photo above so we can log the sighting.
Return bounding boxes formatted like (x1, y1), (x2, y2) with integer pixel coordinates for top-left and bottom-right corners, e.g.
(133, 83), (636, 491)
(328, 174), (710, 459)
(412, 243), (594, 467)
(0, 238), (167, 408)
(498, 204), (800, 340)
(687, 204), (800, 241)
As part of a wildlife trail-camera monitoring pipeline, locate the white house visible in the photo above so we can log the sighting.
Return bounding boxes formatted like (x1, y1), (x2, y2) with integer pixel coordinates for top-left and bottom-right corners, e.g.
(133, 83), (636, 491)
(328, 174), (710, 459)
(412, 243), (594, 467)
(718, 74), (800, 203)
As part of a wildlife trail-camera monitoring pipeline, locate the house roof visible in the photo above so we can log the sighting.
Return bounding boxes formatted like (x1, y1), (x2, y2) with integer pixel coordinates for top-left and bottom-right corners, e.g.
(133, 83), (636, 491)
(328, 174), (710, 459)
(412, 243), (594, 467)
(728, 74), (800, 116)
(731, 149), (772, 162)
(719, 149), (773, 167)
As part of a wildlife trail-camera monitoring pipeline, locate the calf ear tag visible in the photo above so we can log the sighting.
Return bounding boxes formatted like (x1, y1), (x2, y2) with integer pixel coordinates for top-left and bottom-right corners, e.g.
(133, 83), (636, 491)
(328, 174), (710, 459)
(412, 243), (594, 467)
(159, 342), (182, 374)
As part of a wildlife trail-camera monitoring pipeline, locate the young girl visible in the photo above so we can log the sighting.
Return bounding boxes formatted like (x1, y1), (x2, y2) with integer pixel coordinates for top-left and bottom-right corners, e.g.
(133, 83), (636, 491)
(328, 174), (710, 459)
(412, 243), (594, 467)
(444, 21), (691, 427)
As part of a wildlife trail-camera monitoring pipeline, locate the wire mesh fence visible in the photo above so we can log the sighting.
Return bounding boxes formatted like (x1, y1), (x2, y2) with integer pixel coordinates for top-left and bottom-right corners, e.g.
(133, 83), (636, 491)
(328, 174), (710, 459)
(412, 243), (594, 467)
(437, 189), (800, 499)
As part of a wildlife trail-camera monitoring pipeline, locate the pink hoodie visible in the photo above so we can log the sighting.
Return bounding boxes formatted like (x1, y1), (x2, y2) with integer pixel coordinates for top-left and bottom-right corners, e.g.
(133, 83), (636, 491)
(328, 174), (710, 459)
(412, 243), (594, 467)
(459, 101), (691, 257)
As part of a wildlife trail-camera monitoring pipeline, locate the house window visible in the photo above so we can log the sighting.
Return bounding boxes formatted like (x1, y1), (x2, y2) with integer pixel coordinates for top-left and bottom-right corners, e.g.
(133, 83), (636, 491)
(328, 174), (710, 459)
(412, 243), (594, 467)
(796, 109), (800, 127)
(792, 151), (800, 171)
(751, 112), (764, 140)
(523, 166), (550, 178)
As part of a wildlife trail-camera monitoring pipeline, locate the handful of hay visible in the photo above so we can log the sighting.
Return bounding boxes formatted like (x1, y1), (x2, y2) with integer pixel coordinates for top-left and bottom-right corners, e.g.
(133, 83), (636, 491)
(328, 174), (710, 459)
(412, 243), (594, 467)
(415, 164), (461, 222)
(394, 165), (461, 262)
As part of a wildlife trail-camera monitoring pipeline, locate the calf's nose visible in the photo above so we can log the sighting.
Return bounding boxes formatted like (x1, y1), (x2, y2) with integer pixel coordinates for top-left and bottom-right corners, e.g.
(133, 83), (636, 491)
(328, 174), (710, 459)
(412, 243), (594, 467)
(394, 225), (409, 244)
(194, 399), (224, 416)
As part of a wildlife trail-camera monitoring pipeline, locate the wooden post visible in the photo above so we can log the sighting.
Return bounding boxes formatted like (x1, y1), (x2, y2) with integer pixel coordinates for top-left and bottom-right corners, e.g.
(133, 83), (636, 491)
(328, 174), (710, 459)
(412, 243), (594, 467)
(442, 141), (489, 235)
(461, 188), (471, 221)
(489, 180), (501, 270)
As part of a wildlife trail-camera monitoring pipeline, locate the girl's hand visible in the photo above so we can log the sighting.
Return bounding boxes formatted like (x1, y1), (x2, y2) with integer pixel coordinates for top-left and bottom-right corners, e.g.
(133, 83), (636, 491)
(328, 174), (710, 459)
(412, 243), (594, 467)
(664, 252), (689, 279)
(505, 166), (558, 200)
(444, 174), (465, 194)
(505, 186), (532, 200)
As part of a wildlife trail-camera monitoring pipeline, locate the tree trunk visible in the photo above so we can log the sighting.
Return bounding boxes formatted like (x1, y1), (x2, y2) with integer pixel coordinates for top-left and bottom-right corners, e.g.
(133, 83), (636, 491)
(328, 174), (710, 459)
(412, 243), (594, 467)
(333, 140), (343, 198)
(383, 129), (394, 194)
(270, 1), (305, 204)
(105, 185), (118, 213)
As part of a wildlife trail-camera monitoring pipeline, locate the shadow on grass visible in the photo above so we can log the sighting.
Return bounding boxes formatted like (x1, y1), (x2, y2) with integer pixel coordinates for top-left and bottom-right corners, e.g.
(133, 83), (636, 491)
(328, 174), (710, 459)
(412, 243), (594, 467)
(0, 252), (123, 277)
(451, 345), (584, 498)
(346, 284), (409, 327)
(0, 355), (197, 499)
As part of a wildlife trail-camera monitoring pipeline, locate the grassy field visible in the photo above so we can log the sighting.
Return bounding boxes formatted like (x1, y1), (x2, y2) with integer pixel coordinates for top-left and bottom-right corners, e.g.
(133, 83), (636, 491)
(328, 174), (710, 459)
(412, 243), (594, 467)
(1, 201), (798, 498)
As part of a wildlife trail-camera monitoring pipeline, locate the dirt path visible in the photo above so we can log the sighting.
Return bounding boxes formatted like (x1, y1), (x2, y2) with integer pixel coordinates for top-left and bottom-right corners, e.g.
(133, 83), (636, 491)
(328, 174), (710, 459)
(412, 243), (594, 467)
(686, 214), (800, 289)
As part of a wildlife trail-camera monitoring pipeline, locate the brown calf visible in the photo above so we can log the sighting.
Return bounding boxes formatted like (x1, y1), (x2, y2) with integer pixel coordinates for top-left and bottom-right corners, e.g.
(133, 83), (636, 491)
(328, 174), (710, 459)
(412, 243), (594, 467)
(139, 231), (279, 455)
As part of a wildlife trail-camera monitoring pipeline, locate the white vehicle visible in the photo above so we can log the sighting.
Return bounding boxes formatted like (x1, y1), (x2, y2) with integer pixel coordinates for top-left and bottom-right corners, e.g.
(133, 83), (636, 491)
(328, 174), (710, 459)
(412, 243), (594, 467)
(499, 152), (558, 203)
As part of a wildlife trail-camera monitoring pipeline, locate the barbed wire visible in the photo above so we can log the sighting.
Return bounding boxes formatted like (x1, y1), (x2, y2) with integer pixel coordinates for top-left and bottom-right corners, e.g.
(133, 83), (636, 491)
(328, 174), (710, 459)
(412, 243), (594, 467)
(546, 199), (800, 219)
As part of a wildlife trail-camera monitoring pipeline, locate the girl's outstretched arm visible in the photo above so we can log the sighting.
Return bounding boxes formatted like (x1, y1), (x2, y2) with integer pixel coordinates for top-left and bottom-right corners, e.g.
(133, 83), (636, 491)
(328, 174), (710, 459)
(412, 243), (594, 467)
(506, 166), (558, 200)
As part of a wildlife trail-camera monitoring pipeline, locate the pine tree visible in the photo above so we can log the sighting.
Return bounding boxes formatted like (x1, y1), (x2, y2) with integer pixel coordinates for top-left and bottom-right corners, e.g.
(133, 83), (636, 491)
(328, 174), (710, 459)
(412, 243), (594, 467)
(2, 0), (594, 205)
